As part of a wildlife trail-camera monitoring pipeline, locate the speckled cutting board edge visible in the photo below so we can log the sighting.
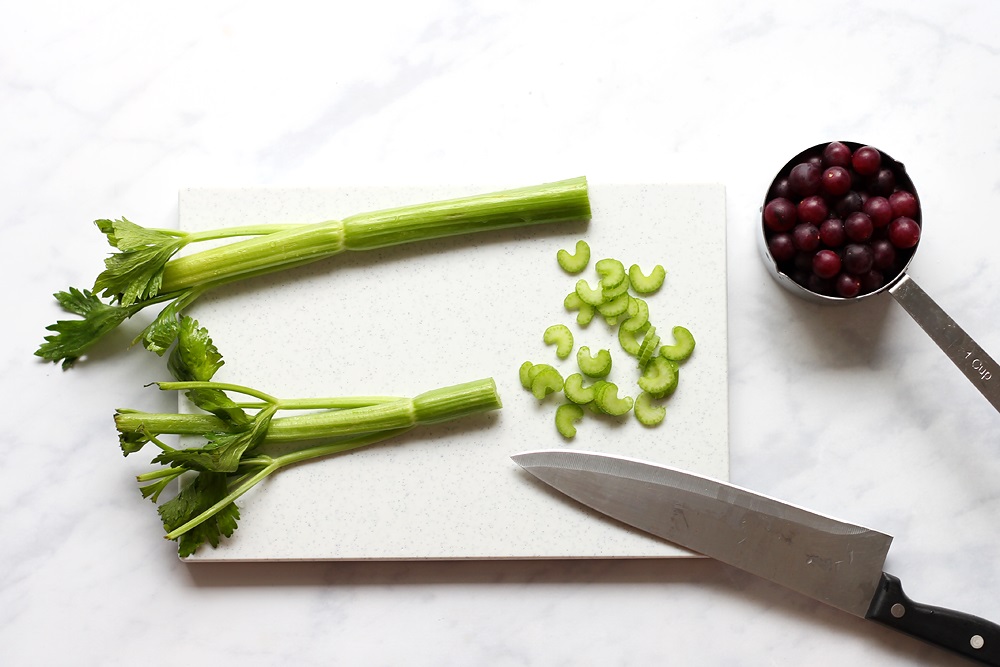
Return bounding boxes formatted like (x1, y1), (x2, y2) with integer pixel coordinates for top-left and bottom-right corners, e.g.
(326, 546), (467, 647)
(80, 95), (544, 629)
(176, 181), (729, 562)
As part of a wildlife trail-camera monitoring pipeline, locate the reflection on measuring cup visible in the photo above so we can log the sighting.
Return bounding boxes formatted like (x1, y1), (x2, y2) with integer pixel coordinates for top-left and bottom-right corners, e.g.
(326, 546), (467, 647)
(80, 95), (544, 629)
(758, 141), (999, 414)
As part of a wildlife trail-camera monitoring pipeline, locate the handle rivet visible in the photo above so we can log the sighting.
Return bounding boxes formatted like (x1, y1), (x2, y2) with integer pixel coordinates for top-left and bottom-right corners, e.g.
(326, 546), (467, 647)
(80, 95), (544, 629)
(890, 603), (906, 618)
(971, 635), (985, 650)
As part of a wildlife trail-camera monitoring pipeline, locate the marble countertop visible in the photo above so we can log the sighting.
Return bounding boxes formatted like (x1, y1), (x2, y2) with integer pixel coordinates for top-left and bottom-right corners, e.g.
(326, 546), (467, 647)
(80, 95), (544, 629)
(4, 2), (999, 665)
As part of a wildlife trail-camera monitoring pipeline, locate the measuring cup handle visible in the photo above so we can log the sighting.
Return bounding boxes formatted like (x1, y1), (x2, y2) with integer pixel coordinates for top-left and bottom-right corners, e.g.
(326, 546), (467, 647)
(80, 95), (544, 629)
(889, 273), (1000, 414)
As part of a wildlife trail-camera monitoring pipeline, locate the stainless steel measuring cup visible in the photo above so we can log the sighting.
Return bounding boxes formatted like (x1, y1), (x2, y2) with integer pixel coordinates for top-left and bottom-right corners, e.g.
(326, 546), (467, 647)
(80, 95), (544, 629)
(758, 141), (999, 413)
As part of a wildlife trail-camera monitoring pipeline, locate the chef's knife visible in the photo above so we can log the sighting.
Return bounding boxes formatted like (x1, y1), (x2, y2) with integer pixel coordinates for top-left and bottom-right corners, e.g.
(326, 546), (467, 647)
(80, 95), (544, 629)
(512, 449), (1000, 665)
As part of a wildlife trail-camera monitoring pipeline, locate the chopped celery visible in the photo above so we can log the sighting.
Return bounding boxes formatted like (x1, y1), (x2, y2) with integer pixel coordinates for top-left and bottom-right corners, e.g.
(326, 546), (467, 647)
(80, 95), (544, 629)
(575, 279), (605, 307)
(519, 361), (535, 388)
(523, 245), (695, 437)
(530, 366), (564, 399)
(594, 382), (633, 416)
(602, 274), (631, 300)
(634, 391), (666, 426)
(618, 326), (643, 356)
(660, 325), (696, 361)
(595, 258), (626, 289)
(555, 403), (585, 438)
(637, 326), (660, 369)
(577, 346), (612, 378)
(563, 373), (597, 404)
(563, 292), (595, 327)
(621, 297), (649, 332)
(563, 291), (584, 310)
(628, 263), (666, 294)
(543, 324), (574, 359)
(557, 240), (591, 274)
(596, 292), (630, 318)
(638, 356), (679, 397)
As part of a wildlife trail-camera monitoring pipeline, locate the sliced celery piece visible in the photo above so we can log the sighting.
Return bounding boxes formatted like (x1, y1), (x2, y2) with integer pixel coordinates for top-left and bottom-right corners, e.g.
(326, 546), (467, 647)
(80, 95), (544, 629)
(595, 258), (626, 289)
(594, 382), (633, 416)
(628, 263), (666, 294)
(518, 361), (535, 389)
(575, 279), (604, 307)
(555, 403), (585, 438)
(557, 240), (590, 274)
(602, 274), (631, 300)
(621, 297), (649, 332)
(543, 324), (574, 359)
(660, 325), (696, 362)
(634, 391), (666, 426)
(530, 366), (564, 399)
(577, 346), (612, 378)
(638, 355), (678, 397)
(618, 326), (642, 356)
(563, 373), (596, 404)
(597, 291), (630, 318)
(637, 326), (660, 369)
(564, 292), (595, 326)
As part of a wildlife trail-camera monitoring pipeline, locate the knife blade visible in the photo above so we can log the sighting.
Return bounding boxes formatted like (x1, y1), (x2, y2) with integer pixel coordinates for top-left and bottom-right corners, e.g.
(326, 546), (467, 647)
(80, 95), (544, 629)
(512, 449), (1000, 665)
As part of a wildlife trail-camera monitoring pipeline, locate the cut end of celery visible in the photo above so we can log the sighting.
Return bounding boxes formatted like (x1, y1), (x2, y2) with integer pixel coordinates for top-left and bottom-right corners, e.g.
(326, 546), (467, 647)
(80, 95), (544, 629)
(412, 377), (502, 424)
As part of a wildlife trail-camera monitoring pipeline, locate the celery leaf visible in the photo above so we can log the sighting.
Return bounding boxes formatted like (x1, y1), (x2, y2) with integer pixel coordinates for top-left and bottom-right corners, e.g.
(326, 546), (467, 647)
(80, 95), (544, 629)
(157, 472), (240, 557)
(36, 288), (139, 368)
(168, 317), (249, 426)
(93, 218), (186, 307)
(136, 301), (184, 356)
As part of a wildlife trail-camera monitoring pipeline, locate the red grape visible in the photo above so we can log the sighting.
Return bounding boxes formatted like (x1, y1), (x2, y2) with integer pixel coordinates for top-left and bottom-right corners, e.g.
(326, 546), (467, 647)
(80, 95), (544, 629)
(844, 212), (873, 242)
(852, 146), (881, 176)
(835, 273), (862, 298)
(871, 239), (896, 270)
(812, 249), (842, 279)
(835, 191), (864, 218)
(871, 168), (896, 197)
(860, 270), (884, 293)
(764, 197), (798, 232)
(863, 196), (893, 227)
(888, 216), (920, 249)
(819, 218), (846, 247)
(789, 162), (821, 196)
(792, 223), (821, 252)
(797, 195), (828, 224)
(821, 166), (852, 196)
(770, 178), (793, 200)
(768, 233), (796, 263)
(822, 141), (852, 168)
(843, 243), (874, 275)
(889, 190), (918, 218)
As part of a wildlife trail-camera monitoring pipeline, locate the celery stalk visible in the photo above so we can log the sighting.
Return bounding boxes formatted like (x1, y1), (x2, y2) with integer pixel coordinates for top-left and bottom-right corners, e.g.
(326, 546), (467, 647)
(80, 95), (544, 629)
(38, 177), (590, 367)
(124, 317), (505, 557)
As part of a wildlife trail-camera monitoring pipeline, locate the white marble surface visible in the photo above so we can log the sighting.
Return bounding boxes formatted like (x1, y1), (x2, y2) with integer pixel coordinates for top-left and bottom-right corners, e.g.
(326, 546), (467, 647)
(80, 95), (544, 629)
(4, 1), (999, 665)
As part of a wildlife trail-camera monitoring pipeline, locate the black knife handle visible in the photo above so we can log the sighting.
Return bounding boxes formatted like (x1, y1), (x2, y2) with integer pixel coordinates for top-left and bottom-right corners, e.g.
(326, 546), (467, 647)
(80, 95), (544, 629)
(867, 573), (1000, 665)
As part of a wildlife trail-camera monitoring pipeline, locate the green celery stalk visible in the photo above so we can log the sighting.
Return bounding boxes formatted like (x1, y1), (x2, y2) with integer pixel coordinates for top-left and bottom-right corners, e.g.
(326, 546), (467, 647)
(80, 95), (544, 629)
(160, 177), (590, 291)
(37, 177), (590, 368)
(125, 316), (505, 557)
(116, 378), (501, 445)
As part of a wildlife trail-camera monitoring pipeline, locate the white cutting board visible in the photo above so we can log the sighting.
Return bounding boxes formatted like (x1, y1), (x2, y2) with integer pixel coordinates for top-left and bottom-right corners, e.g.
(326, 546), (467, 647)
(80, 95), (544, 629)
(177, 182), (728, 561)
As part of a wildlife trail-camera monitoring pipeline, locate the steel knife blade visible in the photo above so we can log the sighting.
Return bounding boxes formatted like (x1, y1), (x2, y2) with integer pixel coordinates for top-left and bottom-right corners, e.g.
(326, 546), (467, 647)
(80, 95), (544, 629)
(512, 449), (1000, 665)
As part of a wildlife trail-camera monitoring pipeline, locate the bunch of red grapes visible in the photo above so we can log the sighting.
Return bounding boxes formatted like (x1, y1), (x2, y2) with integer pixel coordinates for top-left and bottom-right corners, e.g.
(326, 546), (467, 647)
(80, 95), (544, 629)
(762, 141), (921, 298)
